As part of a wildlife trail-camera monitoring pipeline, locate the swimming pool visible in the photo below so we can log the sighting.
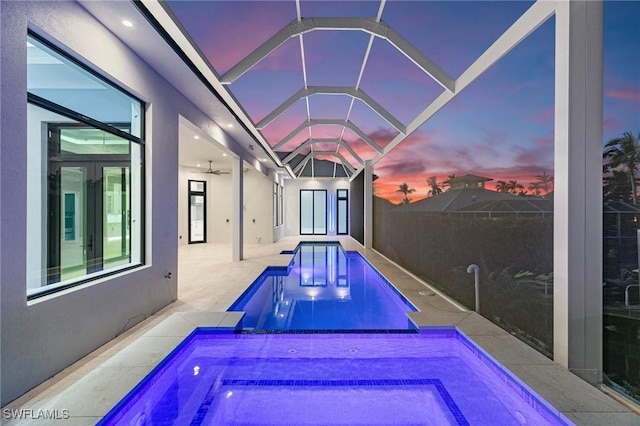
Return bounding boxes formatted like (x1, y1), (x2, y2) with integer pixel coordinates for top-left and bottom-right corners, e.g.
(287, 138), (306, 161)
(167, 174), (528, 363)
(228, 242), (417, 330)
(98, 329), (573, 425)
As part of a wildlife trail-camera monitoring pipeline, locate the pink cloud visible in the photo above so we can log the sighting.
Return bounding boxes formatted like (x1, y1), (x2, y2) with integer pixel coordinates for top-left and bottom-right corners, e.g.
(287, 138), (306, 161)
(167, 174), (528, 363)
(530, 107), (555, 125)
(606, 88), (640, 102)
(603, 115), (622, 133)
(534, 137), (553, 148)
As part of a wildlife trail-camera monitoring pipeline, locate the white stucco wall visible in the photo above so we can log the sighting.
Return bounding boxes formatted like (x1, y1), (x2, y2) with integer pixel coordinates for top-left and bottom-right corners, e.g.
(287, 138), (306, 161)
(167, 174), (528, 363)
(243, 167), (274, 244)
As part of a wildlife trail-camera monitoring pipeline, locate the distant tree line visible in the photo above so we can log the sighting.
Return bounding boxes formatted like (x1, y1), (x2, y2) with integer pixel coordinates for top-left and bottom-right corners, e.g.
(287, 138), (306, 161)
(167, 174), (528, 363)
(395, 172), (554, 205)
(383, 130), (639, 205)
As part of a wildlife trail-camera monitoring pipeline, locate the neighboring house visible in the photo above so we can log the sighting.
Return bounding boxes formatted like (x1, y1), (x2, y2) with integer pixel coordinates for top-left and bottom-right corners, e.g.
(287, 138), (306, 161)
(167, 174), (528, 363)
(400, 174), (518, 212)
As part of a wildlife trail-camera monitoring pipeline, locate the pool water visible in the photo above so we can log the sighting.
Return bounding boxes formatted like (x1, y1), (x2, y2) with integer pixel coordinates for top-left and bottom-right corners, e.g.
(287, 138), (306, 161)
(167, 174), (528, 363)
(98, 330), (572, 425)
(228, 242), (417, 330)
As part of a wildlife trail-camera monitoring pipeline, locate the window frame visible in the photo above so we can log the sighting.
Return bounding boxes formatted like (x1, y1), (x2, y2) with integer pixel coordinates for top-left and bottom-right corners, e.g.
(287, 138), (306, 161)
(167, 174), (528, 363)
(26, 30), (146, 300)
(337, 189), (349, 235)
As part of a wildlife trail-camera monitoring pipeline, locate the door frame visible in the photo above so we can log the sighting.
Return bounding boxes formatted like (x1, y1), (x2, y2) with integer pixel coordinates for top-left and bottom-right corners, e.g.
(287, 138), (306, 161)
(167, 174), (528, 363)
(336, 189), (349, 235)
(299, 189), (328, 235)
(47, 123), (131, 284)
(187, 179), (207, 244)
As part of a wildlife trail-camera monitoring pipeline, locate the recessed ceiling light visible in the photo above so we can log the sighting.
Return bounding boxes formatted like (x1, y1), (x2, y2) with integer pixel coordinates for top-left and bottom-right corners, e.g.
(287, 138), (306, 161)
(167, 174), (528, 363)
(222, 153), (227, 157)
(196, 163), (200, 167)
(194, 135), (200, 140)
(122, 20), (134, 27)
(227, 124), (233, 128)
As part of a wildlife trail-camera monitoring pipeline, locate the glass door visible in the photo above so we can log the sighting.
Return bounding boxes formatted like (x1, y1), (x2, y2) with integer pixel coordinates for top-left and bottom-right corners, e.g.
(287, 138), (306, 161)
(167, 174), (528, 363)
(47, 124), (131, 285)
(103, 166), (130, 269)
(300, 189), (327, 235)
(188, 180), (206, 244)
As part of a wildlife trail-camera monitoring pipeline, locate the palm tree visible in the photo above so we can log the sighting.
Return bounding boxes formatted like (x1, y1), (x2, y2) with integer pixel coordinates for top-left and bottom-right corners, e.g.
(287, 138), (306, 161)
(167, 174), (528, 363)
(442, 174), (458, 191)
(507, 180), (524, 195)
(603, 132), (640, 205)
(534, 171), (554, 194)
(426, 176), (443, 196)
(397, 182), (415, 204)
(528, 181), (543, 196)
(603, 169), (633, 203)
(495, 180), (509, 193)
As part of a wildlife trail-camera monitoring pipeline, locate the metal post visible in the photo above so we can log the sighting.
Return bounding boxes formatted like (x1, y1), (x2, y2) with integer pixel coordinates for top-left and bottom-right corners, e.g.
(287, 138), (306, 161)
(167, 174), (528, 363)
(467, 264), (480, 312)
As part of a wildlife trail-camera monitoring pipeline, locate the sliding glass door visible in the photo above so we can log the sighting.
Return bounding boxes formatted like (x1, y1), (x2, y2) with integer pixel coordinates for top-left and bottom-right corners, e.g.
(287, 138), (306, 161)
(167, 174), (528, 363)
(300, 189), (327, 235)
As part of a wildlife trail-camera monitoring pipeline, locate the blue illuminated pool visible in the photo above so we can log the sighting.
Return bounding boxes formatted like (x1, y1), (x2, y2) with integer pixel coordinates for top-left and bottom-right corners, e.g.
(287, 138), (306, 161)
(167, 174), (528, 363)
(98, 329), (573, 425)
(228, 242), (417, 330)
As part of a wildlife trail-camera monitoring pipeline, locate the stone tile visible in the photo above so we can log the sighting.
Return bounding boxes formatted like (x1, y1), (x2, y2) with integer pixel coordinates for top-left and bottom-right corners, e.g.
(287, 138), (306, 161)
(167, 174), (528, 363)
(180, 311), (230, 327)
(562, 411), (640, 425)
(508, 364), (631, 413)
(457, 312), (511, 337)
(11, 366), (151, 418)
(471, 334), (555, 365)
(409, 311), (472, 327)
(218, 311), (245, 328)
(102, 336), (184, 367)
(142, 312), (197, 337)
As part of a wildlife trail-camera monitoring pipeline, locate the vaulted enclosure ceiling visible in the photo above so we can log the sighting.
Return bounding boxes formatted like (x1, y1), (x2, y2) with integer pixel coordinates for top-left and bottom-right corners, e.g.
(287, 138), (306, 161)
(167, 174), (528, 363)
(159, 0), (540, 178)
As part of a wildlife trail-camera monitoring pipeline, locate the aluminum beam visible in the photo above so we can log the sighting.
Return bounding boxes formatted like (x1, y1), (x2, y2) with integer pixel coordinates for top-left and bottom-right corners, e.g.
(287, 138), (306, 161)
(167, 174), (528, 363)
(257, 86), (406, 134)
(293, 151), (356, 175)
(282, 138), (364, 165)
(221, 17), (454, 92)
(272, 119), (382, 154)
(368, 0), (556, 167)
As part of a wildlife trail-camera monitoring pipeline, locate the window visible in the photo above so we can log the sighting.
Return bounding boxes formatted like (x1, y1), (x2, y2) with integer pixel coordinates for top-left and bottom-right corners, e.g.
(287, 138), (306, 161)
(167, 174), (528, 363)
(273, 182), (284, 227)
(273, 182), (278, 227)
(337, 189), (348, 235)
(279, 184), (284, 226)
(26, 33), (144, 298)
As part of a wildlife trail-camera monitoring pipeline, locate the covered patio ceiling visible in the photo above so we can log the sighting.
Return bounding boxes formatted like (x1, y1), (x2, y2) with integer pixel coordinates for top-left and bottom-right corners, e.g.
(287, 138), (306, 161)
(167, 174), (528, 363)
(138, 0), (552, 179)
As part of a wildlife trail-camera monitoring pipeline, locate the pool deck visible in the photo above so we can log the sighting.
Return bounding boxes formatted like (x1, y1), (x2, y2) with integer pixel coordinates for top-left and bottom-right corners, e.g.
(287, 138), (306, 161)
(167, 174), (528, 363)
(2, 236), (639, 425)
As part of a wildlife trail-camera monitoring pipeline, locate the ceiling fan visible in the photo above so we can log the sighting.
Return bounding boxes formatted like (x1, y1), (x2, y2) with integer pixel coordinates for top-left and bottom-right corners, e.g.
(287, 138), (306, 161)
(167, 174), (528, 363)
(196, 160), (230, 175)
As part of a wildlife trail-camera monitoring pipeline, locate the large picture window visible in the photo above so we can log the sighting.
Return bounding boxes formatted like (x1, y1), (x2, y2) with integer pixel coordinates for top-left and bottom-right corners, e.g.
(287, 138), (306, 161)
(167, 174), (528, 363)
(26, 33), (144, 298)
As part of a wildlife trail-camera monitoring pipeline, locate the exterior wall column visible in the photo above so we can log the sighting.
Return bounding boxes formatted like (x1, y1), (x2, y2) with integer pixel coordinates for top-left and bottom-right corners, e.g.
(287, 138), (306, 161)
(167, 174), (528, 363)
(554, 0), (603, 385)
(232, 155), (244, 261)
(364, 160), (373, 249)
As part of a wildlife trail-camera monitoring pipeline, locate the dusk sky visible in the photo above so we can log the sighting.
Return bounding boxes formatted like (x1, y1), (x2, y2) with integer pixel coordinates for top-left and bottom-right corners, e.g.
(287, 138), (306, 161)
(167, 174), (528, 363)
(167, 0), (640, 204)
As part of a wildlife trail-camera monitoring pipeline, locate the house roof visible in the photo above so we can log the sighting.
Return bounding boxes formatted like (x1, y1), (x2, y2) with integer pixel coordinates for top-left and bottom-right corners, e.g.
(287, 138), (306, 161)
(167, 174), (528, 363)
(604, 200), (640, 213)
(448, 174), (493, 183)
(454, 197), (553, 213)
(400, 187), (517, 212)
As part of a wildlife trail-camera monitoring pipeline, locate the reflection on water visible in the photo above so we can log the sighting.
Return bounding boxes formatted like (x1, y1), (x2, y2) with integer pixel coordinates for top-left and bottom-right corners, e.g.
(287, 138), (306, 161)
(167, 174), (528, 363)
(230, 243), (416, 330)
